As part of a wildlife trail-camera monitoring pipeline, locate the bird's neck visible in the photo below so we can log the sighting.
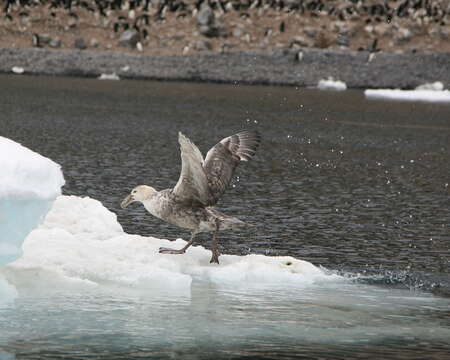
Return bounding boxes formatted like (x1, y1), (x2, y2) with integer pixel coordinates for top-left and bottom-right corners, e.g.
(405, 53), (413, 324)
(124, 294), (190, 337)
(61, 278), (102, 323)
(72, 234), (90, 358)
(142, 187), (158, 201)
(142, 195), (162, 218)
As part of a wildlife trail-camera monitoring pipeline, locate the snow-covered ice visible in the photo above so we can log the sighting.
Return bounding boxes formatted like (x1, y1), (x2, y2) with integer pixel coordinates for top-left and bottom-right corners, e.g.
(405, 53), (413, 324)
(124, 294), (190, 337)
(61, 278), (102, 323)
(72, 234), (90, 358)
(365, 83), (450, 102)
(11, 66), (24, 74)
(2, 195), (339, 296)
(98, 73), (120, 80)
(317, 78), (347, 91)
(415, 81), (444, 91)
(0, 137), (64, 266)
(0, 137), (64, 303)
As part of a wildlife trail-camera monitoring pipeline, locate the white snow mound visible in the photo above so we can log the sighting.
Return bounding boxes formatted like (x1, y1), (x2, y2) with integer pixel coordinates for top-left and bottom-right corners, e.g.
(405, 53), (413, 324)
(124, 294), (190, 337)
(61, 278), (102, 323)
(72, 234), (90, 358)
(3, 196), (340, 295)
(415, 81), (444, 91)
(317, 78), (347, 91)
(0, 137), (64, 200)
(98, 73), (120, 80)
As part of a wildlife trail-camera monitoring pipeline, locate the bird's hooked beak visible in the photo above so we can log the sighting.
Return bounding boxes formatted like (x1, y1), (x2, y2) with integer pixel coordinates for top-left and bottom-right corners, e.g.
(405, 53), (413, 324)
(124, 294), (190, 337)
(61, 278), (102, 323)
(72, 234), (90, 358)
(120, 194), (134, 209)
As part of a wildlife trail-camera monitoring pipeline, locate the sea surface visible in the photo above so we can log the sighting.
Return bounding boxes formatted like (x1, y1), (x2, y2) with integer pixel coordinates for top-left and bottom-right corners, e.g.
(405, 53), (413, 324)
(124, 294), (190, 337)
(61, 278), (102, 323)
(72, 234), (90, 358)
(0, 75), (449, 359)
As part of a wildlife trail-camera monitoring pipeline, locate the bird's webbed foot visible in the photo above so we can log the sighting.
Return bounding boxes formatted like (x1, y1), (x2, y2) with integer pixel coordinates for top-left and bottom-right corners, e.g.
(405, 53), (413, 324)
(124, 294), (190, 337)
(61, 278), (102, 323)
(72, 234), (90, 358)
(210, 219), (221, 264)
(210, 249), (220, 264)
(158, 232), (197, 255)
(159, 247), (186, 254)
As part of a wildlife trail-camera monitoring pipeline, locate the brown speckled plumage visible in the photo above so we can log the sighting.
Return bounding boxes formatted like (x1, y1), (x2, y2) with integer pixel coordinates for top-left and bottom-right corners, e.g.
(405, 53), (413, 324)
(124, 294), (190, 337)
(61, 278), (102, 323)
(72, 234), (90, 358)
(121, 130), (261, 263)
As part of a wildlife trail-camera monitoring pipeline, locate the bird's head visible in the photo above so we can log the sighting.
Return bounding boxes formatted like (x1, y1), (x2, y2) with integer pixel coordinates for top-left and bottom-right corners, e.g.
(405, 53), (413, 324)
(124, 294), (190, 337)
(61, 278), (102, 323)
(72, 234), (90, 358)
(120, 185), (157, 208)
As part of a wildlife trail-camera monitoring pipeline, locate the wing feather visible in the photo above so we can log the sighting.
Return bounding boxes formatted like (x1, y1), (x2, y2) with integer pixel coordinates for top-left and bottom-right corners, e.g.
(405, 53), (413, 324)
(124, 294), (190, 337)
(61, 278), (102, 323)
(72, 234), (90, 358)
(172, 132), (212, 205)
(203, 130), (261, 205)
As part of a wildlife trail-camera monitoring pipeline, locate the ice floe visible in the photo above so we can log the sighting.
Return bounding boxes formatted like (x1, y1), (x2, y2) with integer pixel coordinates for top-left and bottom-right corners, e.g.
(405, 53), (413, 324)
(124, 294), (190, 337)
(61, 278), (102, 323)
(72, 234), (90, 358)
(98, 73), (120, 80)
(365, 82), (450, 102)
(11, 66), (24, 74)
(0, 137), (64, 303)
(0, 137), (64, 266)
(2, 195), (340, 296)
(317, 78), (347, 91)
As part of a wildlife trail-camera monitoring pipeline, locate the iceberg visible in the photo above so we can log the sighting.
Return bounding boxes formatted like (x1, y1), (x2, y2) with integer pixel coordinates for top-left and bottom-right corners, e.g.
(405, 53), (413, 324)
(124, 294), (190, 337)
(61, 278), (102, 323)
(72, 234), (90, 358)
(0, 137), (65, 265)
(3, 195), (338, 296)
(0, 137), (64, 303)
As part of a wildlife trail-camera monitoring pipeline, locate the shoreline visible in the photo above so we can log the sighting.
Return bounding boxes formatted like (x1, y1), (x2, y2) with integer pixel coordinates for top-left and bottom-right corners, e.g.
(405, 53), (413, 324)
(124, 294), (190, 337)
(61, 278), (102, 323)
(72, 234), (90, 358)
(1, 47), (450, 89)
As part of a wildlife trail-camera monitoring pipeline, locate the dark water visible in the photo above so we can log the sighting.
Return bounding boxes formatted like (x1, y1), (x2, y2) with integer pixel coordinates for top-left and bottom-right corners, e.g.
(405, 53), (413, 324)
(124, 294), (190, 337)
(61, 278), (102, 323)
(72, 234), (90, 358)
(0, 75), (449, 358)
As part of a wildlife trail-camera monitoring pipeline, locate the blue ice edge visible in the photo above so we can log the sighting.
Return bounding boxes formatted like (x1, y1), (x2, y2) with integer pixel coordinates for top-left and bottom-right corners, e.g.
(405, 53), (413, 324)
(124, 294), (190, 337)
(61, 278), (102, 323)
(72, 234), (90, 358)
(0, 136), (64, 305)
(0, 198), (55, 305)
(0, 199), (54, 266)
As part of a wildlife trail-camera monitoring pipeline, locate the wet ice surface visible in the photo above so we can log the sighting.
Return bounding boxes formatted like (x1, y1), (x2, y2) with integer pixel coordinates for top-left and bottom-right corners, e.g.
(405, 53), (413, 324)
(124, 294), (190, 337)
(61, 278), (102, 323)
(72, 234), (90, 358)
(0, 75), (450, 358)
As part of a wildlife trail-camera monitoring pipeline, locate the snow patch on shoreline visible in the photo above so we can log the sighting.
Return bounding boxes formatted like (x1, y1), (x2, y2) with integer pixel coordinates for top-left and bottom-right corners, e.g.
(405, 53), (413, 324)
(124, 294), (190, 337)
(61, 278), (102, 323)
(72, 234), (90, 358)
(317, 78), (347, 91)
(365, 82), (450, 102)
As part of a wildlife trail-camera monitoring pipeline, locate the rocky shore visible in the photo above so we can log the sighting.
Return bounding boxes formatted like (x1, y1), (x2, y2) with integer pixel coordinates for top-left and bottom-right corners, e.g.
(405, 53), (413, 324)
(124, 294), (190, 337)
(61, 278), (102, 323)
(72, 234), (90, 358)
(2, 47), (450, 89)
(1, 1), (450, 87)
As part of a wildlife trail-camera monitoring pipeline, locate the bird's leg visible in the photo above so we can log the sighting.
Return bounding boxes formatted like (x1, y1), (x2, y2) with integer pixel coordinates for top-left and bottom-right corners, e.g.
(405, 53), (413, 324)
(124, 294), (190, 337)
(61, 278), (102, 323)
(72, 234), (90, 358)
(210, 219), (221, 264)
(159, 231), (197, 254)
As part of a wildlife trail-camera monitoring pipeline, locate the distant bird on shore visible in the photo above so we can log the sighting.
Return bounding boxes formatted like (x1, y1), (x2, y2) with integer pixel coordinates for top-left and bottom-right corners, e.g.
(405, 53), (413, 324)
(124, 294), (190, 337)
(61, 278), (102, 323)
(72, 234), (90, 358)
(121, 131), (261, 264)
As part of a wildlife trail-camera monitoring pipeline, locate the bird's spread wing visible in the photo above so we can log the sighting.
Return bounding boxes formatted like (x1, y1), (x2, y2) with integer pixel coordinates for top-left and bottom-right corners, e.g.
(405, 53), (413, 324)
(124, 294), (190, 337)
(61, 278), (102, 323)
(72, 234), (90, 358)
(203, 130), (261, 205)
(172, 132), (212, 206)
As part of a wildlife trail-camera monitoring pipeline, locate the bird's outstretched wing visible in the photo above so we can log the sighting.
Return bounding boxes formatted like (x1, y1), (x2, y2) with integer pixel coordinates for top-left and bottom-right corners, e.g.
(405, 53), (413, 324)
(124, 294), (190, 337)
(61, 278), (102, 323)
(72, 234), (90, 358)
(203, 130), (261, 205)
(172, 132), (213, 206)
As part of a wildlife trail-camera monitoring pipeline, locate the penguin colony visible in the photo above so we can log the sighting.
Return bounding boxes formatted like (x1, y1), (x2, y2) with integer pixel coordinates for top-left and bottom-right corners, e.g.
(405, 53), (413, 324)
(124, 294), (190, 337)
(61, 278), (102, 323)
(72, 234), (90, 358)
(1, 0), (449, 53)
